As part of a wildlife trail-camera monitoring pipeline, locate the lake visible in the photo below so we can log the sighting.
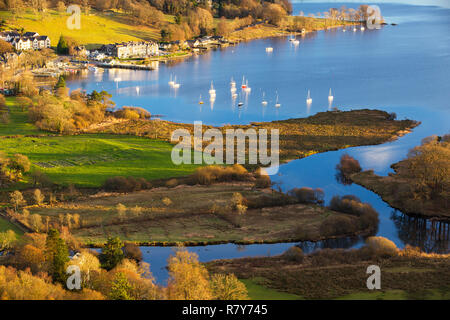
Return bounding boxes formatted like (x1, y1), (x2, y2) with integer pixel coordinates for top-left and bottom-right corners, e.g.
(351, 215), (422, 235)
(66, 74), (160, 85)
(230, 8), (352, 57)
(70, 2), (450, 284)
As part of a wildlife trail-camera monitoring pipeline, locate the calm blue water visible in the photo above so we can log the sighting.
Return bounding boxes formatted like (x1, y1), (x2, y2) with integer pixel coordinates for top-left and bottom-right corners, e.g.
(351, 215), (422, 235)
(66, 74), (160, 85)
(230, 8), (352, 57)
(72, 3), (450, 284)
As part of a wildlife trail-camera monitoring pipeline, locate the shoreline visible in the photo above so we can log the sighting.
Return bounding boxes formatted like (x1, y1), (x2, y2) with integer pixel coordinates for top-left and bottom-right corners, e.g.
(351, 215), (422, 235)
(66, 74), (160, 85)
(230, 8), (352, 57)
(351, 170), (450, 222)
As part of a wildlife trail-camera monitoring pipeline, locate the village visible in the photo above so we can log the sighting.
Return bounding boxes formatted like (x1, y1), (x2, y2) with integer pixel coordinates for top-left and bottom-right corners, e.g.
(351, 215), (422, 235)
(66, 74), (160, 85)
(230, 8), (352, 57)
(0, 29), (232, 84)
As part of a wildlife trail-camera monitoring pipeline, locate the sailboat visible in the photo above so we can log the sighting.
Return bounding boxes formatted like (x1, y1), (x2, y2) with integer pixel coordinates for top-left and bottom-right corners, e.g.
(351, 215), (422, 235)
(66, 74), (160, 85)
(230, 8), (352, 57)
(230, 77), (236, 88)
(291, 33), (300, 45)
(172, 76), (180, 88)
(306, 90), (312, 104)
(360, 25), (365, 31)
(209, 81), (216, 97)
(261, 92), (268, 106)
(168, 74), (174, 86)
(328, 88), (334, 103)
(237, 92), (244, 106)
(244, 80), (251, 93)
(241, 76), (247, 89)
(275, 91), (281, 108)
(199, 95), (204, 104)
(353, 26), (357, 32)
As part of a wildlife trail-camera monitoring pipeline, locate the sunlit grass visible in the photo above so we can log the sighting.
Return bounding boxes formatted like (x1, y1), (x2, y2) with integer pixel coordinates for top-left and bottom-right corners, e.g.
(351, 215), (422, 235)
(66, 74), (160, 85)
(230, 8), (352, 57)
(0, 9), (170, 49)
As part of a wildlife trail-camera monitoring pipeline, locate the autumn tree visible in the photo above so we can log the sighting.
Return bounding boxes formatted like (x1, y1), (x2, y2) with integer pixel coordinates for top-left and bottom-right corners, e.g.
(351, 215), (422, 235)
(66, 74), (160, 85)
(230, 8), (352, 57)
(69, 250), (101, 287)
(167, 249), (212, 300)
(0, 230), (16, 253)
(210, 273), (249, 300)
(0, 39), (13, 54)
(33, 188), (45, 206)
(217, 17), (233, 37)
(16, 96), (33, 111)
(10, 190), (26, 212)
(108, 271), (134, 300)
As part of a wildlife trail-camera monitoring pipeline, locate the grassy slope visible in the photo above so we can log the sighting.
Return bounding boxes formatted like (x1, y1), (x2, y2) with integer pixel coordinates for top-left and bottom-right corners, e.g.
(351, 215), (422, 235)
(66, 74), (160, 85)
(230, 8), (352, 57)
(0, 134), (200, 187)
(0, 9), (169, 49)
(0, 97), (200, 187)
(0, 97), (41, 136)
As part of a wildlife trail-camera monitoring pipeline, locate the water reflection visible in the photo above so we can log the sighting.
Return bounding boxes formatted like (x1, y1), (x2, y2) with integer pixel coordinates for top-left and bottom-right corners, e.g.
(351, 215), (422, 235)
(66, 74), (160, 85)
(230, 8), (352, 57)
(391, 211), (450, 253)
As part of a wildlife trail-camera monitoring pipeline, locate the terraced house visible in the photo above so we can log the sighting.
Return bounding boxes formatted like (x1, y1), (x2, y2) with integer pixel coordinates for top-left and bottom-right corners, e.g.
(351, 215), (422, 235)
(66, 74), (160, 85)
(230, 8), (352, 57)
(0, 31), (51, 51)
(108, 41), (159, 59)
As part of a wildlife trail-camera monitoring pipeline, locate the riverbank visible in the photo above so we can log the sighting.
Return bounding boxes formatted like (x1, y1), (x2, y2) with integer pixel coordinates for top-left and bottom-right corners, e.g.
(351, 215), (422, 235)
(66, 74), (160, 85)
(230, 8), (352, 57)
(350, 135), (449, 221)
(22, 181), (378, 246)
(227, 20), (357, 42)
(206, 240), (450, 300)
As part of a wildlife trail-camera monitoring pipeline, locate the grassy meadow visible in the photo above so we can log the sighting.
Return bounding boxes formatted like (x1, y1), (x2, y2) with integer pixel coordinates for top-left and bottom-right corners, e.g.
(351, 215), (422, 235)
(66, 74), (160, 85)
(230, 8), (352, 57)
(0, 133), (200, 187)
(24, 183), (368, 245)
(207, 249), (450, 300)
(0, 98), (41, 136)
(0, 97), (200, 188)
(0, 9), (168, 49)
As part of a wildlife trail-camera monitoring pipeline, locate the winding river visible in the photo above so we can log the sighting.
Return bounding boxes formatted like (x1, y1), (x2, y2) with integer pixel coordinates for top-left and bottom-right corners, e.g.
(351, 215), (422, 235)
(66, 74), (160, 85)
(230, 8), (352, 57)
(68, 2), (450, 284)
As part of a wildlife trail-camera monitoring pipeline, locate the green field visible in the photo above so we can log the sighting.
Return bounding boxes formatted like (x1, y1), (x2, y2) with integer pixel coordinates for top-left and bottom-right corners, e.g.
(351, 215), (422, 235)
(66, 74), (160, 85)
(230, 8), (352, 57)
(0, 98), (41, 136)
(0, 133), (200, 187)
(0, 216), (23, 234)
(241, 278), (303, 300)
(0, 98), (200, 187)
(0, 9), (170, 49)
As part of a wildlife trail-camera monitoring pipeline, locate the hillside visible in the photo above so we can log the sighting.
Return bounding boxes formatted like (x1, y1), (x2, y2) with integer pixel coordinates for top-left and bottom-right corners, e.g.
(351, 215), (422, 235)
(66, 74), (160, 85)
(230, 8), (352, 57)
(0, 9), (170, 49)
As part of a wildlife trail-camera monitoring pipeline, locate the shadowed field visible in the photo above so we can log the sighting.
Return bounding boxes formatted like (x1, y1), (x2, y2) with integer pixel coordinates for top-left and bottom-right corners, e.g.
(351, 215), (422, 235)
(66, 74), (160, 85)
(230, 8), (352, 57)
(26, 182), (373, 245)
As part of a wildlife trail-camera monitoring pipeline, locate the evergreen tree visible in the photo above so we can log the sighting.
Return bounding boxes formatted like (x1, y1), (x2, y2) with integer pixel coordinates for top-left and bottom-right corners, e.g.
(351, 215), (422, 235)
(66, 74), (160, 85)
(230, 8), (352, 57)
(55, 75), (66, 89)
(99, 237), (124, 270)
(56, 35), (69, 54)
(45, 229), (69, 284)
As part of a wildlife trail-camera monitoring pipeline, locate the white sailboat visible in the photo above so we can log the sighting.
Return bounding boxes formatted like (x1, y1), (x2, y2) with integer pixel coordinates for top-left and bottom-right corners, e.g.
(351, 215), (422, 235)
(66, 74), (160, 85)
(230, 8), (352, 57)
(241, 76), (247, 89)
(168, 74), (174, 86)
(209, 81), (216, 97)
(261, 92), (268, 106)
(360, 25), (365, 31)
(172, 76), (180, 88)
(265, 47), (273, 52)
(238, 92), (244, 106)
(275, 91), (281, 108)
(353, 27), (357, 32)
(244, 80), (251, 93)
(230, 77), (236, 88)
(328, 88), (334, 103)
(306, 90), (312, 104)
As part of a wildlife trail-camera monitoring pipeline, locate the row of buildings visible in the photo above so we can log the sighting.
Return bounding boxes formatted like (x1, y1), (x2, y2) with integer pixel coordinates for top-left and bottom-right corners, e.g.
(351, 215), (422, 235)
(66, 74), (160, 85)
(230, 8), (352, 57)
(100, 41), (160, 59)
(0, 31), (51, 51)
(90, 36), (226, 60)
